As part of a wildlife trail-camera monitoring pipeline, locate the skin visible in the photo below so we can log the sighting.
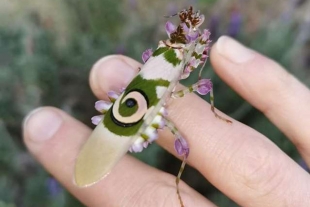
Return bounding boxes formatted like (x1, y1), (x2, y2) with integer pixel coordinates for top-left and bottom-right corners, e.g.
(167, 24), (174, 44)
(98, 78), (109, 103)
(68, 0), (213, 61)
(23, 36), (310, 207)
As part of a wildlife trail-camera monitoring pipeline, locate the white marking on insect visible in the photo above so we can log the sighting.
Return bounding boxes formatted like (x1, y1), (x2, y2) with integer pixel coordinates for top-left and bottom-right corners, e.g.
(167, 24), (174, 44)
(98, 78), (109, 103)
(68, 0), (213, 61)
(140, 53), (183, 82)
(74, 123), (134, 187)
(156, 86), (168, 98)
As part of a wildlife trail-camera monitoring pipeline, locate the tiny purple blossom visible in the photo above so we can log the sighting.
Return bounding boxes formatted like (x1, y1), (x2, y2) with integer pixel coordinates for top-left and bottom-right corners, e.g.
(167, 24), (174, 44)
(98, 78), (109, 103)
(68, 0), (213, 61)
(148, 131), (158, 143)
(91, 115), (103, 125)
(299, 159), (310, 173)
(183, 64), (192, 74)
(95, 100), (112, 112)
(196, 79), (213, 95)
(174, 136), (189, 158)
(228, 10), (242, 38)
(159, 107), (168, 117)
(180, 23), (189, 34)
(201, 29), (211, 42)
(107, 91), (119, 101)
(131, 142), (143, 152)
(186, 31), (199, 43)
(120, 87), (126, 93)
(142, 49), (153, 63)
(47, 177), (62, 197)
(143, 142), (149, 148)
(165, 21), (177, 37)
(157, 118), (166, 129)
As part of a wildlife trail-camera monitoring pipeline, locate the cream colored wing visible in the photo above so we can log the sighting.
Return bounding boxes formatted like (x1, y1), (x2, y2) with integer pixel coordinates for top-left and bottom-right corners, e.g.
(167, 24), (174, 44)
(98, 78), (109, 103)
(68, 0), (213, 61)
(74, 123), (135, 187)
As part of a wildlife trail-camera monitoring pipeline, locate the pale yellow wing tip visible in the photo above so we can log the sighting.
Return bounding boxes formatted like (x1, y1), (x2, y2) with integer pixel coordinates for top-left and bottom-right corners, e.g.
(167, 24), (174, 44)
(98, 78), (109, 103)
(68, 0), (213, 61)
(73, 170), (110, 188)
(73, 124), (134, 188)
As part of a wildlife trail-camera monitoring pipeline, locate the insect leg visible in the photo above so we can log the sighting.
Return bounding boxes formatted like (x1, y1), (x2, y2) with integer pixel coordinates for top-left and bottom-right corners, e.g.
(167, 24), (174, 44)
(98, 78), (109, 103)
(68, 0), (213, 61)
(171, 78), (213, 98)
(165, 118), (189, 207)
(172, 80), (232, 123)
(209, 88), (232, 123)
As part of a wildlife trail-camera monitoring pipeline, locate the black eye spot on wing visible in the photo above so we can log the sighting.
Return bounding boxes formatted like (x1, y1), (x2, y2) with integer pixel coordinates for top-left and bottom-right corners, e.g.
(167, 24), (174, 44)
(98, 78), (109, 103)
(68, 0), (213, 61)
(125, 98), (137, 108)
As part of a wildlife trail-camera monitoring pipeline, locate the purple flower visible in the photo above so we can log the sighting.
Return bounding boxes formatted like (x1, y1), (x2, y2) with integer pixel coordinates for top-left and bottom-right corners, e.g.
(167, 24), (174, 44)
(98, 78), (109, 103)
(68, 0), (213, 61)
(228, 10), (242, 38)
(142, 49), (153, 63)
(299, 159), (310, 173)
(186, 31), (199, 43)
(209, 15), (220, 39)
(174, 135), (189, 158)
(107, 91), (119, 102)
(180, 23), (189, 34)
(201, 29), (211, 42)
(129, 137), (144, 153)
(196, 79), (213, 95)
(95, 100), (112, 112)
(165, 21), (177, 37)
(47, 177), (62, 197)
(91, 115), (103, 125)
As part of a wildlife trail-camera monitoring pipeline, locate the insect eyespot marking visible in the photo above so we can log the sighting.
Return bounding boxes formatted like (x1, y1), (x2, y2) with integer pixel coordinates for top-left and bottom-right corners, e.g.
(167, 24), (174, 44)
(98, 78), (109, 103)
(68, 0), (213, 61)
(125, 98), (137, 108)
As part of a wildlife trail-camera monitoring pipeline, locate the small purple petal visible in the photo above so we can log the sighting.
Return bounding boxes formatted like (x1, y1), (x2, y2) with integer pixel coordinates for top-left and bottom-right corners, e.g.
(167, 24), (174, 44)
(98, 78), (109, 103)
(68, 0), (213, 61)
(159, 107), (168, 117)
(180, 71), (190, 79)
(95, 100), (112, 112)
(130, 138), (145, 153)
(131, 142), (143, 152)
(157, 118), (166, 129)
(165, 21), (177, 36)
(152, 115), (166, 129)
(107, 91), (119, 101)
(186, 31), (199, 42)
(120, 87), (126, 93)
(142, 48), (153, 63)
(148, 131), (158, 143)
(196, 79), (213, 95)
(91, 115), (103, 125)
(299, 159), (310, 173)
(143, 142), (149, 148)
(184, 64), (192, 74)
(201, 29), (211, 42)
(174, 136), (189, 158)
(180, 23), (189, 34)
(47, 177), (62, 197)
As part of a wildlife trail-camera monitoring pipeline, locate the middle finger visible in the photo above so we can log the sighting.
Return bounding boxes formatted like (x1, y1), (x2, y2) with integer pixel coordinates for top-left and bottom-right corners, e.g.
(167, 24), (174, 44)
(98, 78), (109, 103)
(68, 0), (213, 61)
(90, 55), (310, 207)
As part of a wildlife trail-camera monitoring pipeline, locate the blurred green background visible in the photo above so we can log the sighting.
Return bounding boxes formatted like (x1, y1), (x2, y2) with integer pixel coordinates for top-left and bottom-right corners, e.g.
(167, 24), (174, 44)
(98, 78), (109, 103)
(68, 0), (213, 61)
(0, 0), (309, 206)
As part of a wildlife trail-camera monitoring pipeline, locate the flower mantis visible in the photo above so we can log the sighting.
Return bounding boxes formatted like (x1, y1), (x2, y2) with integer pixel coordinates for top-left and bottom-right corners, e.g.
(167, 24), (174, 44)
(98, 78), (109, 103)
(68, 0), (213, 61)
(75, 6), (231, 207)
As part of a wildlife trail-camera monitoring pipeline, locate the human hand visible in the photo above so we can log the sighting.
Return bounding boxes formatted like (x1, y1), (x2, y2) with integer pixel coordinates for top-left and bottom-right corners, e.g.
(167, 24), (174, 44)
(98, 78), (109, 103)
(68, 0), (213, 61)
(23, 36), (310, 207)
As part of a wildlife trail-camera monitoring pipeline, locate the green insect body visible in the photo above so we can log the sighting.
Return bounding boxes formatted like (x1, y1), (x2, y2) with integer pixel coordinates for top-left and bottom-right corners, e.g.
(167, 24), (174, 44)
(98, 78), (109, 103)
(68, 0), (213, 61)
(74, 6), (231, 207)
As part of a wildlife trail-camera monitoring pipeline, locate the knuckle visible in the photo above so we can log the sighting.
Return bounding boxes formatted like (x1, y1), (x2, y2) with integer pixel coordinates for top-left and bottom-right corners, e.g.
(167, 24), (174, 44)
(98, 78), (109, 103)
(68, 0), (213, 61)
(230, 135), (286, 197)
(124, 179), (182, 207)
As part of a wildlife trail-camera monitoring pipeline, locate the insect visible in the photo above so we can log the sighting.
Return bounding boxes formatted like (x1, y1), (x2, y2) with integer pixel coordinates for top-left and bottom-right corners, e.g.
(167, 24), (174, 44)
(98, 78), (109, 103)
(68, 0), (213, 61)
(74, 6), (231, 207)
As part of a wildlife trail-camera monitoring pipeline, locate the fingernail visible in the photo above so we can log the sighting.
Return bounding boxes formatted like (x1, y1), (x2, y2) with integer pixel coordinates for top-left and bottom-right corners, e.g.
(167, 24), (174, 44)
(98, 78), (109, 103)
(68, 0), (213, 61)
(23, 108), (63, 142)
(92, 56), (136, 91)
(216, 36), (255, 64)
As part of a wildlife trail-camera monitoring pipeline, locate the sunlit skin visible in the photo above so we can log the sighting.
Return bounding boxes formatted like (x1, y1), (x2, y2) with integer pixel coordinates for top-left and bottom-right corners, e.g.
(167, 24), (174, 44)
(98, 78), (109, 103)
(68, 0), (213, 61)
(23, 35), (310, 206)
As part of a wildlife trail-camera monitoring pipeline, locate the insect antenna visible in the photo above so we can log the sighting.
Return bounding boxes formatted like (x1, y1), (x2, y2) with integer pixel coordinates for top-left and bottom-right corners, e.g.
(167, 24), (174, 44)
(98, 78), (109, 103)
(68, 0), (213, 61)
(164, 13), (178, 18)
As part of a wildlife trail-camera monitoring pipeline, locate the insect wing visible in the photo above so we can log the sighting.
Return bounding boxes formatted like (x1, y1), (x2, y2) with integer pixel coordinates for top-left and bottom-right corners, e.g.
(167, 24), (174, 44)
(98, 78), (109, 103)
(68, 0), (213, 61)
(74, 123), (135, 187)
(75, 52), (184, 187)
